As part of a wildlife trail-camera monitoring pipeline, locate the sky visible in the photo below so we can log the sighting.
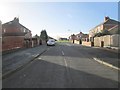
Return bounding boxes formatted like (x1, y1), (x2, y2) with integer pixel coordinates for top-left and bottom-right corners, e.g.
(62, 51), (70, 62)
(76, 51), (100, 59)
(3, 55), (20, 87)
(0, 2), (118, 39)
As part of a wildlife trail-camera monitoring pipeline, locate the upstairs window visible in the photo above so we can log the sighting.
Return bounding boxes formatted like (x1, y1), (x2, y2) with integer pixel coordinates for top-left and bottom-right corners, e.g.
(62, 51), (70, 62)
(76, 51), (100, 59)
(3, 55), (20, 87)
(23, 28), (26, 32)
(4, 29), (6, 33)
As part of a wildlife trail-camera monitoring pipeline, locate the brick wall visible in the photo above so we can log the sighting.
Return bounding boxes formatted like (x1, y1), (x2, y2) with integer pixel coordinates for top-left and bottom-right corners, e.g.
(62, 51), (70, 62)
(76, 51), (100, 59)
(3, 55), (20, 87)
(2, 22), (22, 33)
(103, 24), (116, 30)
(74, 40), (91, 46)
(94, 34), (120, 47)
(111, 34), (120, 47)
(82, 41), (91, 46)
(2, 36), (24, 51)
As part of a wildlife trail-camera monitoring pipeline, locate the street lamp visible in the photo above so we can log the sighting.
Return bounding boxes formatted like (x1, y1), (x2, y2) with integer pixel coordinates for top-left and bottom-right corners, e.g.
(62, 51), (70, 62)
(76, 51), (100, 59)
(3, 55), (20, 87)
(68, 29), (72, 41)
(79, 32), (83, 44)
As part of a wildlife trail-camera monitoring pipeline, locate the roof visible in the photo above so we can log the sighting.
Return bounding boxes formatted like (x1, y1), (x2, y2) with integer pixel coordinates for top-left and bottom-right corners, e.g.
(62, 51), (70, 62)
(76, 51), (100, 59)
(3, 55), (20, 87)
(2, 19), (30, 31)
(89, 18), (120, 32)
(104, 19), (119, 24)
(32, 34), (40, 39)
(108, 25), (118, 31)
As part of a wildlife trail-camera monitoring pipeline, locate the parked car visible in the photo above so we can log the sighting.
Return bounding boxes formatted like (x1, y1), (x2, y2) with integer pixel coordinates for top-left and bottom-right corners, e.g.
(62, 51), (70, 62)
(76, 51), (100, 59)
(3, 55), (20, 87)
(47, 39), (55, 46)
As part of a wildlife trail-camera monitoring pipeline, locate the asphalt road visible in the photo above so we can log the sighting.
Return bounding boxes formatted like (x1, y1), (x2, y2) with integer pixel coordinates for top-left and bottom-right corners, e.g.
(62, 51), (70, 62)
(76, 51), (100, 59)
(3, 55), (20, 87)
(3, 42), (119, 88)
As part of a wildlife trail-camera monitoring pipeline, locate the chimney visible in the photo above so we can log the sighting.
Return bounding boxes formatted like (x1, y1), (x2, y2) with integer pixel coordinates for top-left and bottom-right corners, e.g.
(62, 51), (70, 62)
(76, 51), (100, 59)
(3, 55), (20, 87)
(104, 16), (110, 22)
(13, 17), (19, 23)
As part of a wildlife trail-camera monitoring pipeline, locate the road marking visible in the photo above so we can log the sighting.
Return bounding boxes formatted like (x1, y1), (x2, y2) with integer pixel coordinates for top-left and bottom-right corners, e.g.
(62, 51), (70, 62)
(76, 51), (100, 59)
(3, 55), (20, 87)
(38, 57), (42, 60)
(32, 54), (39, 57)
(63, 58), (73, 85)
(62, 51), (64, 56)
(64, 58), (68, 67)
(23, 74), (26, 77)
(93, 57), (120, 71)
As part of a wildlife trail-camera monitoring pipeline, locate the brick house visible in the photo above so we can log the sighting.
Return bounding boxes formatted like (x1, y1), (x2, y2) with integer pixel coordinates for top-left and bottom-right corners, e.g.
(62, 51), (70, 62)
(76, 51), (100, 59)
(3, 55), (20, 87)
(89, 16), (119, 41)
(2, 17), (32, 52)
(59, 38), (68, 41)
(69, 33), (89, 44)
(32, 34), (42, 47)
(75, 33), (89, 42)
(108, 25), (119, 35)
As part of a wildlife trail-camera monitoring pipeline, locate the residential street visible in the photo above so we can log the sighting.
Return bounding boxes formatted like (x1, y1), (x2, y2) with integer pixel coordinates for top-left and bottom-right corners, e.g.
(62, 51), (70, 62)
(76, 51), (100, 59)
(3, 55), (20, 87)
(3, 42), (119, 88)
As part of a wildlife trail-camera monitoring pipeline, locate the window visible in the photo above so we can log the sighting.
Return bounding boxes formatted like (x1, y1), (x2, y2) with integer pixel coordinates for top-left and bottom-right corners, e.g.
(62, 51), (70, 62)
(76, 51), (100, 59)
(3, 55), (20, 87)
(23, 28), (26, 32)
(20, 27), (23, 32)
(4, 29), (6, 33)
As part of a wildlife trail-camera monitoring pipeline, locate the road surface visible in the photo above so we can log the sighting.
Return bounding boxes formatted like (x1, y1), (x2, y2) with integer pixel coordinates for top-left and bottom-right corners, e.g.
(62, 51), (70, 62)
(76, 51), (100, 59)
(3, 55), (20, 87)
(3, 42), (119, 88)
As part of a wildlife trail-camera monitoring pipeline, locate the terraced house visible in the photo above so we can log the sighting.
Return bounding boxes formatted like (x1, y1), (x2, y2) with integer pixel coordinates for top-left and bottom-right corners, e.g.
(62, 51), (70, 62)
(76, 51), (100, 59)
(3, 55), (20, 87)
(89, 16), (119, 41)
(2, 17), (32, 52)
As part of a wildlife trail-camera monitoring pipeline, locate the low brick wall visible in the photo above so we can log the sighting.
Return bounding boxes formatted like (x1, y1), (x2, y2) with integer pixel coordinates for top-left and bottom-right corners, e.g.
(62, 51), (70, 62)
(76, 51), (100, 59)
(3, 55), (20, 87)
(82, 41), (91, 46)
(74, 40), (91, 46)
(111, 34), (120, 47)
(2, 36), (24, 52)
(74, 40), (79, 44)
(94, 34), (120, 47)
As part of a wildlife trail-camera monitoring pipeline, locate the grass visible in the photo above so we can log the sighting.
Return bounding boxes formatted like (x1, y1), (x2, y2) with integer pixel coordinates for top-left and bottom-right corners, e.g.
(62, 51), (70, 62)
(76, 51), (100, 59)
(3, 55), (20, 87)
(57, 40), (71, 43)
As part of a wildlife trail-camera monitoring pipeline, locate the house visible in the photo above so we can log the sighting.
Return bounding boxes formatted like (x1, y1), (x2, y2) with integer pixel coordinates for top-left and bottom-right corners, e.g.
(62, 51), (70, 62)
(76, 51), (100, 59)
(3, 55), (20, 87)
(59, 38), (68, 41)
(108, 25), (119, 35)
(75, 33), (89, 42)
(2, 17), (32, 52)
(89, 16), (119, 41)
(69, 33), (89, 44)
(32, 34), (42, 47)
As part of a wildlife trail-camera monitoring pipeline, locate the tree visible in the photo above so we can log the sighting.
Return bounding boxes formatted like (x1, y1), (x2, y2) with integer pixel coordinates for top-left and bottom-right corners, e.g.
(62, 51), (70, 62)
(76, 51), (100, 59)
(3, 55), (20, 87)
(40, 30), (48, 42)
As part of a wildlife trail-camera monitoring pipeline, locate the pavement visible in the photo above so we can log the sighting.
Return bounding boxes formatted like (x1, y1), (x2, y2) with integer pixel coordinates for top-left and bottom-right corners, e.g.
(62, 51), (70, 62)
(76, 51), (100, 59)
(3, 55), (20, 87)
(2, 42), (119, 88)
(2, 45), (49, 79)
(74, 43), (119, 69)
(92, 46), (119, 54)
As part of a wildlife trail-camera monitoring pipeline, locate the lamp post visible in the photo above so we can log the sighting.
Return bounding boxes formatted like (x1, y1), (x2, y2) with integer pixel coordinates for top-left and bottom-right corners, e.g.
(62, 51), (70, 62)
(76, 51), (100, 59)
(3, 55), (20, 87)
(79, 32), (83, 44)
(68, 29), (72, 41)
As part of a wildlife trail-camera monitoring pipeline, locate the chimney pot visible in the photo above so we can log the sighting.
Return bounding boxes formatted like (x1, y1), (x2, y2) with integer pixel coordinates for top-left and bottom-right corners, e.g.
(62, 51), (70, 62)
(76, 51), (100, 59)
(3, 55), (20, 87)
(13, 17), (19, 23)
(104, 16), (110, 22)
